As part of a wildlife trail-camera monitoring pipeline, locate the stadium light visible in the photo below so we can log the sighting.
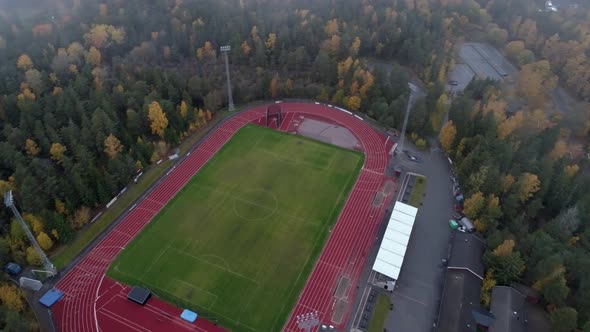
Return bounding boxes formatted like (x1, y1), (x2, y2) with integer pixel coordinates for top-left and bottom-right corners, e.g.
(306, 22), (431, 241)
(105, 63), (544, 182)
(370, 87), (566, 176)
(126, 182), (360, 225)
(397, 83), (418, 160)
(4, 191), (56, 276)
(220, 45), (235, 112)
(296, 311), (320, 332)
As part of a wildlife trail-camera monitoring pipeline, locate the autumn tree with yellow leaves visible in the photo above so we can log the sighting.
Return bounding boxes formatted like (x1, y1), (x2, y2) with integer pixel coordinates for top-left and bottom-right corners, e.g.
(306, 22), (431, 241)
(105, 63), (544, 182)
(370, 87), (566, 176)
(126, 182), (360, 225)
(439, 121), (457, 153)
(464, 191), (486, 219)
(269, 74), (279, 97)
(349, 37), (361, 57)
(24, 139), (40, 156)
(50, 143), (67, 163)
(346, 96), (361, 111)
(84, 24), (125, 48)
(103, 134), (124, 159)
(196, 41), (216, 62)
(86, 47), (101, 66)
(147, 101), (168, 138)
(0, 284), (25, 312)
(517, 60), (557, 108)
(518, 173), (540, 204)
(265, 33), (277, 50)
(178, 101), (189, 118)
(16, 54), (33, 71)
(37, 232), (53, 251)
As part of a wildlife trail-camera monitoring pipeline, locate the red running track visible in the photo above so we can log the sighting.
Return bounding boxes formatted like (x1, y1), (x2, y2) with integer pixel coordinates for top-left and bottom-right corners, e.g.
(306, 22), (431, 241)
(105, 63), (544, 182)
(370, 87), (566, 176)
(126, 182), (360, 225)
(52, 102), (394, 332)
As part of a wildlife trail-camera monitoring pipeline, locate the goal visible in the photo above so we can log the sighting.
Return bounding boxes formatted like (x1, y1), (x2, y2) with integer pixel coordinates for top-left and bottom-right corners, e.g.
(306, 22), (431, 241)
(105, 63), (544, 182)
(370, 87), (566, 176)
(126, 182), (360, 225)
(266, 104), (283, 128)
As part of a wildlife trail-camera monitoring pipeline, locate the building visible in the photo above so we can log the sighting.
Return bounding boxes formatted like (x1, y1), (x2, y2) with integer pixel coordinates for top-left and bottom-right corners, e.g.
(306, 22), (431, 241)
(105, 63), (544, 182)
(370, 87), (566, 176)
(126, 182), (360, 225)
(489, 285), (550, 332)
(436, 233), (493, 331)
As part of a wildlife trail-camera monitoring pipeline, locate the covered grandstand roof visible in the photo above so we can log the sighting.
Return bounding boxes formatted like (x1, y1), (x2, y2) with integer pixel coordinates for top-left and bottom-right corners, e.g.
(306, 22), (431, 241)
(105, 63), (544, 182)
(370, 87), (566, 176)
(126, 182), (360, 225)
(372, 201), (418, 280)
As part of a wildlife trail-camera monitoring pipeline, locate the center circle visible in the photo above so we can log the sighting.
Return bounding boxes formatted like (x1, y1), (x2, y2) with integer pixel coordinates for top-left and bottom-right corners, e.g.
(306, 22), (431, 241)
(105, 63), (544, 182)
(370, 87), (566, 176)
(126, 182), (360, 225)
(232, 189), (278, 221)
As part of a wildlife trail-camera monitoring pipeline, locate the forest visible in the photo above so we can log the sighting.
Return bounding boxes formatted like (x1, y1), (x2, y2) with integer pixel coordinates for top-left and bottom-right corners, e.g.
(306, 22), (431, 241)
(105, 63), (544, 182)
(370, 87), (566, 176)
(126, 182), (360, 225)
(0, 0), (587, 330)
(441, 78), (590, 331)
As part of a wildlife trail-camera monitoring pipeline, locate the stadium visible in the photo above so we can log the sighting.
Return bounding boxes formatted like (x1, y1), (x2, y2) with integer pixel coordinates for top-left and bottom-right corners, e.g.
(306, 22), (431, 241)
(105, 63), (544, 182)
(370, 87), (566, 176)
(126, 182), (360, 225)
(51, 101), (396, 332)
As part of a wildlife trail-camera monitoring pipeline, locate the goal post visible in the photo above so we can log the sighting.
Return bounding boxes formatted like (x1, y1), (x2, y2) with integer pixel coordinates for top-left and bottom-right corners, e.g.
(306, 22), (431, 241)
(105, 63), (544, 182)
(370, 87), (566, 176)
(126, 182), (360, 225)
(266, 104), (282, 128)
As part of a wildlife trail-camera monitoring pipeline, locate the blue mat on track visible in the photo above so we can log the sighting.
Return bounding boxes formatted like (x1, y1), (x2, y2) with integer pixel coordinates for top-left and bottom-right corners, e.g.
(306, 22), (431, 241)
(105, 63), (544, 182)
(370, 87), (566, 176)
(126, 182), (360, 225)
(180, 309), (198, 323)
(39, 288), (64, 308)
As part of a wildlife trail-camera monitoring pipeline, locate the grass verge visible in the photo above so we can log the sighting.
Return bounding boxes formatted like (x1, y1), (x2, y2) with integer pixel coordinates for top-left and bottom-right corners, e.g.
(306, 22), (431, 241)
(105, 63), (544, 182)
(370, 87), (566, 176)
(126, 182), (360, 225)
(407, 176), (427, 208)
(368, 293), (392, 332)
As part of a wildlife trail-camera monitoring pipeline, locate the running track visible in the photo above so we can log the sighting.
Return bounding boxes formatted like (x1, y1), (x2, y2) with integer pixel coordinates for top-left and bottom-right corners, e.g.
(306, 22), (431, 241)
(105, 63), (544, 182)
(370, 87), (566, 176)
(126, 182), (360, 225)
(52, 102), (394, 332)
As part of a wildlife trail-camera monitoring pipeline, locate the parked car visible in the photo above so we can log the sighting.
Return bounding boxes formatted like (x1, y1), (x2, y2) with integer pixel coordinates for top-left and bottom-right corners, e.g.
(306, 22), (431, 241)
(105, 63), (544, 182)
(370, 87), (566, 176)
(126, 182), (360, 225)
(453, 212), (464, 220)
(448, 219), (459, 230)
(4, 262), (22, 276)
(458, 217), (475, 233)
(408, 155), (422, 163)
(448, 80), (459, 86)
(454, 204), (464, 212)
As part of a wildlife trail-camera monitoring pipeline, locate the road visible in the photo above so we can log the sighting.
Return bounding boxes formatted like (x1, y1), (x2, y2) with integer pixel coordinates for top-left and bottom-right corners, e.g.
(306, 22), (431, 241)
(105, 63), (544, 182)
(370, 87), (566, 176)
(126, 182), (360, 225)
(384, 140), (455, 332)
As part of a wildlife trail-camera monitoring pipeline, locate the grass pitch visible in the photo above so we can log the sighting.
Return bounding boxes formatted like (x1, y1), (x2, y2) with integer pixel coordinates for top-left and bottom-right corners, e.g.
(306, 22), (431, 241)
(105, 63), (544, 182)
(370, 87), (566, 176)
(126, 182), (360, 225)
(108, 124), (363, 331)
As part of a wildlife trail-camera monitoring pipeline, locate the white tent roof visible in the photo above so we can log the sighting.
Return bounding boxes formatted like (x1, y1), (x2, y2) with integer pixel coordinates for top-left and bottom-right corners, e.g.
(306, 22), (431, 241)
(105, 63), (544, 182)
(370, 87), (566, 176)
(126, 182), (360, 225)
(372, 201), (418, 280)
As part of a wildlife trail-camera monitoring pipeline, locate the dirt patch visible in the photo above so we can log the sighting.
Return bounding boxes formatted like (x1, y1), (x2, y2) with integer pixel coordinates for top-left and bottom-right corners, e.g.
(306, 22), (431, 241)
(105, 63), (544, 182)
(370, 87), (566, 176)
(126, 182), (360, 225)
(373, 191), (385, 207)
(296, 118), (359, 150)
(334, 276), (350, 298)
(382, 180), (395, 195)
(331, 298), (349, 324)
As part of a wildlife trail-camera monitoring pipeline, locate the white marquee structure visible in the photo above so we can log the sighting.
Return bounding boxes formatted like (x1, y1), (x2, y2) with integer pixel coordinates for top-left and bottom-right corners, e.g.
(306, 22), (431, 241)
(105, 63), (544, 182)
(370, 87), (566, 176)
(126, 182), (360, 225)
(372, 201), (418, 280)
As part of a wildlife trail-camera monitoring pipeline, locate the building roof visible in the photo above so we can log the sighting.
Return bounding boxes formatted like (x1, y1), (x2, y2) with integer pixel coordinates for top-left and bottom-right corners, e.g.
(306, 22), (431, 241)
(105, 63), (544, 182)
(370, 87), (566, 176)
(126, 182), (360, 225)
(127, 286), (151, 305)
(371, 201), (418, 280)
(490, 286), (525, 332)
(447, 233), (486, 279)
(490, 286), (551, 332)
(39, 288), (64, 308)
(437, 270), (483, 332)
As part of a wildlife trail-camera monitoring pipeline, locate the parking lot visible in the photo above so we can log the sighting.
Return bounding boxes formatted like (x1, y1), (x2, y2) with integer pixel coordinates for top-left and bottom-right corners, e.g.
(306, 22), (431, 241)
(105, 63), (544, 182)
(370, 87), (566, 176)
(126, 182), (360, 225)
(447, 42), (518, 93)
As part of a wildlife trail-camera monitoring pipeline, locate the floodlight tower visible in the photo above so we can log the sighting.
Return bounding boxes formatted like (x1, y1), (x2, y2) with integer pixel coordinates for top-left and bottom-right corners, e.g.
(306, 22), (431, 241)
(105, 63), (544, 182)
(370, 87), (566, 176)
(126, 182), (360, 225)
(296, 311), (320, 332)
(397, 83), (419, 159)
(4, 191), (56, 276)
(220, 45), (235, 112)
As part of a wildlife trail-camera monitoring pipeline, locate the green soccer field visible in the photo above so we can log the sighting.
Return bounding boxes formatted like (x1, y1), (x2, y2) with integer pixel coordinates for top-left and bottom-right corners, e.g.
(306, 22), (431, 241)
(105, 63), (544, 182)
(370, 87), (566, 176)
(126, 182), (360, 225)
(107, 124), (363, 332)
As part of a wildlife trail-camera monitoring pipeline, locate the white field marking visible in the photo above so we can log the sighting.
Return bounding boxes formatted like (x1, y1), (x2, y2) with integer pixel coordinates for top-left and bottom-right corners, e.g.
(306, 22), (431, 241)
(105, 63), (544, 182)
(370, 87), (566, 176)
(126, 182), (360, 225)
(144, 197), (165, 207)
(237, 278), (261, 321)
(172, 278), (218, 309)
(112, 229), (132, 238)
(168, 247), (259, 285)
(135, 207), (159, 214)
(141, 245), (170, 281)
(250, 210), (324, 284)
(254, 147), (333, 171)
(96, 285), (119, 312)
(362, 167), (384, 176)
(231, 194), (279, 222)
(195, 254), (232, 270)
(209, 186), (320, 227)
(99, 309), (147, 332)
(151, 286), (259, 332)
(74, 265), (95, 276)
